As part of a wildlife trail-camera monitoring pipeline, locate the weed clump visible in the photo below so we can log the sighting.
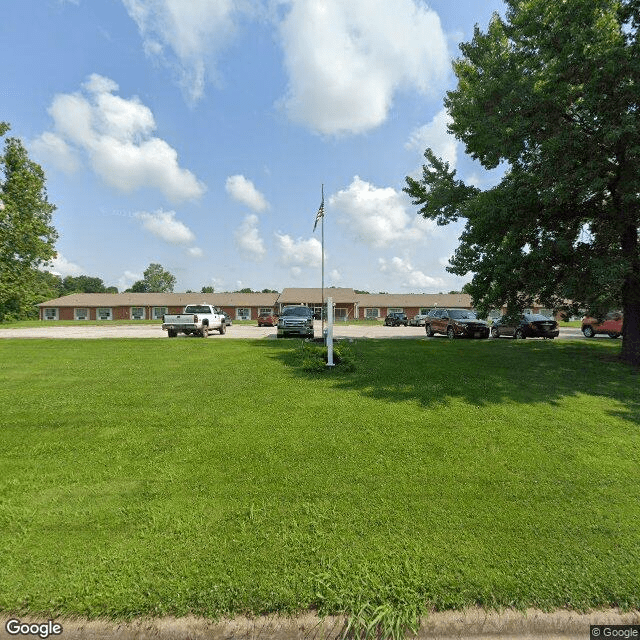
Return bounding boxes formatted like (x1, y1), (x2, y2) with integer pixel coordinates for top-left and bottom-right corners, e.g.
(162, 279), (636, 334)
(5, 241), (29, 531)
(301, 340), (356, 372)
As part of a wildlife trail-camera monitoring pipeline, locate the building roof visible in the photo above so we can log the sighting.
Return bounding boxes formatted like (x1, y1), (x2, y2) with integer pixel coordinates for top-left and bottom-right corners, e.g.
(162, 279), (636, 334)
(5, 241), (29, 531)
(355, 293), (473, 308)
(37, 292), (279, 307)
(37, 289), (474, 309)
(278, 288), (357, 304)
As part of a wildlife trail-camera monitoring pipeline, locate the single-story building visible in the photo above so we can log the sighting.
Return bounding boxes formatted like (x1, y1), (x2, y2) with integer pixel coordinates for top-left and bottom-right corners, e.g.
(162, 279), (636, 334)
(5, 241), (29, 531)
(37, 289), (557, 322)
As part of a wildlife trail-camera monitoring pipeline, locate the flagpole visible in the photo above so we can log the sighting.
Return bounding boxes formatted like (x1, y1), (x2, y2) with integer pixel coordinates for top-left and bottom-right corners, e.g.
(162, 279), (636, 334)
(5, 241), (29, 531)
(321, 183), (325, 338)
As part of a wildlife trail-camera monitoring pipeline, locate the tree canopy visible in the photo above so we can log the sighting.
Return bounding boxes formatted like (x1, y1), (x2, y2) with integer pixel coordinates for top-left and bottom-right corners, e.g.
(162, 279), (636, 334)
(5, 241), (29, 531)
(127, 263), (176, 293)
(405, 0), (640, 366)
(0, 123), (58, 321)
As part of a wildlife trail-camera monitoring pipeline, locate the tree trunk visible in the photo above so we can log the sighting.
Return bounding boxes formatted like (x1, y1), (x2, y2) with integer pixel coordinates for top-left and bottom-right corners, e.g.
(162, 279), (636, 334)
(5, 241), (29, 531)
(620, 223), (640, 368)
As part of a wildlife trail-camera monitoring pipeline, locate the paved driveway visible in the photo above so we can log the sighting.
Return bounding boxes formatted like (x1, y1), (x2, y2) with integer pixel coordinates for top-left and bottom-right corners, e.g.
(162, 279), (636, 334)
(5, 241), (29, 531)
(0, 322), (586, 340)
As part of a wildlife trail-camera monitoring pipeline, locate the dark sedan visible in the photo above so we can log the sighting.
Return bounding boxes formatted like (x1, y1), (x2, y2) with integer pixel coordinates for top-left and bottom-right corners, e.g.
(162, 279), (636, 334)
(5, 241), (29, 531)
(491, 314), (559, 339)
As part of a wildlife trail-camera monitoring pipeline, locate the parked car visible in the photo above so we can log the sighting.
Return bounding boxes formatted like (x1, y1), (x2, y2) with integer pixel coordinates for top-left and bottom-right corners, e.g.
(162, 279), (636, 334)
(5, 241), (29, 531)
(221, 311), (232, 326)
(581, 312), (623, 338)
(409, 313), (429, 326)
(257, 312), (278, 327)
(384, 312), (408, 326)
(277, 305), (315, 338)
(425, 308), (490, 339)
(491, 313), (559, 339)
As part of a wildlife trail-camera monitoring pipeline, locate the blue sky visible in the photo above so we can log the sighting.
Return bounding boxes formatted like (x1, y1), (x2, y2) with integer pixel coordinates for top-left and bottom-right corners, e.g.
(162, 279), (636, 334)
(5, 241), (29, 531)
(2, 0), (506, 293)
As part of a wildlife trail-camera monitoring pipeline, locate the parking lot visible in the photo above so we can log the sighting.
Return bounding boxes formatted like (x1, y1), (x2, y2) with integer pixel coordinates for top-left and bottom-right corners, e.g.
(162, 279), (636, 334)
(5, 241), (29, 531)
(0, 321), (586, 340)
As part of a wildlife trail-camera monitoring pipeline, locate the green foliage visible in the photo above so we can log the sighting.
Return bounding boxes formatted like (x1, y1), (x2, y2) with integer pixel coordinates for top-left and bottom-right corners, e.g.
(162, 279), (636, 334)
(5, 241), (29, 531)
(200, 286), (214, 293)
(0, 123), (58, 321)
(127, 263), (176, 293)
(404, 0), (640, 365)
(300, 340), (356, 372)
(61, 275), (112, 294)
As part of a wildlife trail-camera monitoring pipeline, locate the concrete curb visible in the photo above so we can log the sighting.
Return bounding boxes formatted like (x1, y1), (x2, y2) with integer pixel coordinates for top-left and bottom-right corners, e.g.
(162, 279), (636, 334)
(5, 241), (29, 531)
(2, 609), (639, 640)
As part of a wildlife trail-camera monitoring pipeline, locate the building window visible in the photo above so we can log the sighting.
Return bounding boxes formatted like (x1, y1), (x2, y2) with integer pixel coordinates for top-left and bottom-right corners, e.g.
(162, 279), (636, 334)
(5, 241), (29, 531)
(258, 307), (272, 315)
(97, 308), (112, 321)
(334, 308), (347, 319)
(236, 307), (250, 320)
(43, 308), (58, 320)
(74, 308), (88, 321)
(388, 307), (403, 314)
(419, 307), (431, 315)
(131, 307), (145, 320)
(364, 308), (380, 318)
(152, 307), (168, 320)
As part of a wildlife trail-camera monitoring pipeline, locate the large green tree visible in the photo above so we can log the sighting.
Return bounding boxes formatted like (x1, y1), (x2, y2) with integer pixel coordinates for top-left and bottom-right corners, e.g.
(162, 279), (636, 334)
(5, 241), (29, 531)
(127, 263), (176, 293)
(0, 123), (58, 321)
(405, 0), (640, 366)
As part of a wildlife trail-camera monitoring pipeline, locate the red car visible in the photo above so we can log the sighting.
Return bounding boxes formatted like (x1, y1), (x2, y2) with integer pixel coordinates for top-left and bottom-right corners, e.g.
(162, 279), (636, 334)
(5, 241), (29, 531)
(257, 312), (278, 327)
(581, 312), (623, 338)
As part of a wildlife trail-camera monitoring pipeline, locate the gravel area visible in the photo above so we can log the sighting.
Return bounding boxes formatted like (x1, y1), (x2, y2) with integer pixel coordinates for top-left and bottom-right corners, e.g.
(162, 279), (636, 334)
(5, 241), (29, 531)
(0, 323), (585, 340)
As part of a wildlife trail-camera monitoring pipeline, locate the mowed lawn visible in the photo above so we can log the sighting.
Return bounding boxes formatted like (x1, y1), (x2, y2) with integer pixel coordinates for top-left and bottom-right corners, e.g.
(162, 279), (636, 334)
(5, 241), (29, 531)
(1, 338), (639, 624)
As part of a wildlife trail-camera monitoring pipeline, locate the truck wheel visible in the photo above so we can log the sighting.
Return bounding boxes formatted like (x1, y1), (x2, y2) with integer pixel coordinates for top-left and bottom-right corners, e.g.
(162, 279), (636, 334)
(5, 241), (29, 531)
(168, 329), (177, 338)
(201, 324), (208, 337)
(219, 322), (226, 335)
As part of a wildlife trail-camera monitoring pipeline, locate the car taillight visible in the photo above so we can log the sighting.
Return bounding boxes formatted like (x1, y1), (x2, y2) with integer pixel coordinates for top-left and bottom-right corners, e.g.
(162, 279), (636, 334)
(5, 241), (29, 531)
(193, 315), (198, 322)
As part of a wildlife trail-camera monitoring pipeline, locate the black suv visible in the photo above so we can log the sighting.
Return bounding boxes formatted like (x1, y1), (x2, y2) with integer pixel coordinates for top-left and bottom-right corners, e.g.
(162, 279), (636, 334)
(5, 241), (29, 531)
(425, 308), (489, 339)
(384, 312), (408, 326)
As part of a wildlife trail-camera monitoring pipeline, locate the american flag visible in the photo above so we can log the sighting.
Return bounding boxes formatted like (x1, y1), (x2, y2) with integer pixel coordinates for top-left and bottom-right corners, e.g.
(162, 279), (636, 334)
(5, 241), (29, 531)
(313, 189), (324, 232)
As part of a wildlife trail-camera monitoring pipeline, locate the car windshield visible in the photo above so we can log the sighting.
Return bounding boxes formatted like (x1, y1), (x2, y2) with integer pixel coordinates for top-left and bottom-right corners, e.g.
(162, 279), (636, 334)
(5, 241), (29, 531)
(449, 309), (477, 319)
(184, 305), (212, 314)
(281, 306), (312, 317)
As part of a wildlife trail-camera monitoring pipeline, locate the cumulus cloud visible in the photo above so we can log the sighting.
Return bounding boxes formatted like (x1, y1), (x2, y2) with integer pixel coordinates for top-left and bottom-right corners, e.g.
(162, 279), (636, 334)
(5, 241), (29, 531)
(136, 209), (196, 245)
(47, 253), (84, 277)
(33, 74), (205, 202)
(30, 132), (81, 174)
(379, 256), (444, 290)
(235, 214), (266, 261)
(275, 233), (322, 271)
(121, 0), (243, 102)
(330, 176), (436, 248)
(117, 270), (143, 291)
(278, 0), (449, 135)
(187, 246), (203, 258)
(226, 175), (269, 212)
(406, 108), (458, 169)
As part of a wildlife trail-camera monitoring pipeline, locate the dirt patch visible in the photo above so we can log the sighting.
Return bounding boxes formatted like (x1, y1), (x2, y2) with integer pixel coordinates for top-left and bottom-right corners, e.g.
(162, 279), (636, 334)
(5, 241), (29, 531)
(2, 609), (638, 639)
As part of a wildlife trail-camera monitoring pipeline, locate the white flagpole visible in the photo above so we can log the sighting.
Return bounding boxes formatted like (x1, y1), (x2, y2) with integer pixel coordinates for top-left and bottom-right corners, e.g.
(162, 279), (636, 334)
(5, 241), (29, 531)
(321, 184), (325, 339)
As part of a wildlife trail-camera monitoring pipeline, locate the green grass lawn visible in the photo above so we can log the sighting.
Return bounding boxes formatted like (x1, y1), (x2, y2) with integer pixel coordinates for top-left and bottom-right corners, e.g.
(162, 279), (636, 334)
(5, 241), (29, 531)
(1, 337), (638, 633)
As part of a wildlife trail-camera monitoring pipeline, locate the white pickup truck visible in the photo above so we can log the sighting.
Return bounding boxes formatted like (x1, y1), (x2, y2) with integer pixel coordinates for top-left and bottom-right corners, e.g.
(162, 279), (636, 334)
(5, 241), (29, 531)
(161, 304), (226, 337)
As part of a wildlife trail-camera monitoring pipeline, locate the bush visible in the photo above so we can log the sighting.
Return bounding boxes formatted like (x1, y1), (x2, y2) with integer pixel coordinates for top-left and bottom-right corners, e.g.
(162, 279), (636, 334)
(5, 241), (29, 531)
(301, 340), (356, 372)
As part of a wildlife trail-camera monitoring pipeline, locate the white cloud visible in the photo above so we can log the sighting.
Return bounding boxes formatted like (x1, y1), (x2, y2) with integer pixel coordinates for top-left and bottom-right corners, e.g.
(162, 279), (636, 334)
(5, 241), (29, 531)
(379, 256), (444, 290)
(406, 108), (458, 169)
(187, 247), (203, 258)
(117, 270), (142, 291)
(235, 214), (266, 261)
(275, 233), (322, 270)
(121, 0), (244, 102)
(226, 175), (269, 212)
(47, 253), (84, 277)
(136, 209), (196, 245)
(330, 176), (436, 248)
(30, 132), (81, 174)
(34, 74), (205, 202)
(278, 0), (449, 135)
